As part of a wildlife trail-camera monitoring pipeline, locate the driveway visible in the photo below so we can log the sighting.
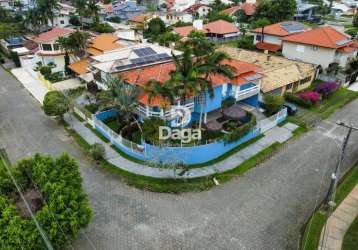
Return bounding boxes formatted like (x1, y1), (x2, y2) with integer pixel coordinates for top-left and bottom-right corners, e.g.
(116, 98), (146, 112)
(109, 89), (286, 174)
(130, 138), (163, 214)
(1, 67), (358, 250)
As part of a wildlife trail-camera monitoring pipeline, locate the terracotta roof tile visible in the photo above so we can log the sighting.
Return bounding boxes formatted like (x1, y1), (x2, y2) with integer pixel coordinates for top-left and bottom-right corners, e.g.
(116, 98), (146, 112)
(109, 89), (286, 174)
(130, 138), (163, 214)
(32, 27), (75, 43)
(184, 3), (209, 14)
(256, 42), (282, 52)
(221, 6), (241, 16)
(88, 34), (123, 54)
(129, 14), (151, 24)
(68, 59), (89, 75)
(252, 21), (308, 37)
(221, 3), (256, 16)
(174, 20), (239, 37)
(282, 26), (352, 49)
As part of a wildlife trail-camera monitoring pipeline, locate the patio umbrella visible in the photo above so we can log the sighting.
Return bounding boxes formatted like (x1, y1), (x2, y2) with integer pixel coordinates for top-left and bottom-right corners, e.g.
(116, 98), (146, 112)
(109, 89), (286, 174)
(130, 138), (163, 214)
(205, 119), (222, 132)
(222, 104), (247, 121)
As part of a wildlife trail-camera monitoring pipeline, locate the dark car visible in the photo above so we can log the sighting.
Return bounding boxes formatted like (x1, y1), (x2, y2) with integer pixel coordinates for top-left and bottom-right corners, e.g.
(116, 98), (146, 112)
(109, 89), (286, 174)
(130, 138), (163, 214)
(284, 102), (297, 116)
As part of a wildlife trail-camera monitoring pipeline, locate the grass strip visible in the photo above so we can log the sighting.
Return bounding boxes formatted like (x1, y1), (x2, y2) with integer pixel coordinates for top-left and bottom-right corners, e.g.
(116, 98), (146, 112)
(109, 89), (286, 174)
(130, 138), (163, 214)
(342, 217), (358, 250)
(301, 165), (358, 250)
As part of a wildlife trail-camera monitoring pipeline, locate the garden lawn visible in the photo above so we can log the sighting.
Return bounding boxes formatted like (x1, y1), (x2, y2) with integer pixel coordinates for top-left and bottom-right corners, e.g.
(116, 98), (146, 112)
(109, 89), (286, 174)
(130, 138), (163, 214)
(342, 217), (358, 250)
(301, 165), (358, 250)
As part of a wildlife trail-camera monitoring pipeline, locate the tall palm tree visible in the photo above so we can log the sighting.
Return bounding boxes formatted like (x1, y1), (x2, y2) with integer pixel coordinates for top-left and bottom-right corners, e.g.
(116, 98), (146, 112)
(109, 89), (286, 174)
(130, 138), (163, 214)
(73, 0), (87, 27)
(36, 0), (60, 28)
(196, 51), (236, 129)
(25, 8), (45, 33)
(57, 31), (89, 61)
(86, 0), (100, 24)
(103, 75), (142, 133)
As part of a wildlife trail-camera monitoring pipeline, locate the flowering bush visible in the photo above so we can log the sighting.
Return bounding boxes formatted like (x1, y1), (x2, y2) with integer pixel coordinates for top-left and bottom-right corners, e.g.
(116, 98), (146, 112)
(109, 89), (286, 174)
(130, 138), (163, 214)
(298, 91), (320, 104)
(315, 81), (338, 98)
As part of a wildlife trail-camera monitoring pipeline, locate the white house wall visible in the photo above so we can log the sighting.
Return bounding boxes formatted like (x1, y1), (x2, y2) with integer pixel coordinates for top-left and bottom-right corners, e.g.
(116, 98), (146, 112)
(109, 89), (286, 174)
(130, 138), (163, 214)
(282, 41), (336, 69)
(253, 33), (282, 45)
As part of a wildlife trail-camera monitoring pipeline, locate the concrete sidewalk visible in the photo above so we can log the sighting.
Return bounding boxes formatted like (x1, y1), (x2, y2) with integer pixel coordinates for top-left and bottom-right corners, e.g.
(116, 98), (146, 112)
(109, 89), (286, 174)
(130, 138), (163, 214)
(11, 68), (48, 104)
(319, 184), (358, 250)
(65, 114), (297, 179)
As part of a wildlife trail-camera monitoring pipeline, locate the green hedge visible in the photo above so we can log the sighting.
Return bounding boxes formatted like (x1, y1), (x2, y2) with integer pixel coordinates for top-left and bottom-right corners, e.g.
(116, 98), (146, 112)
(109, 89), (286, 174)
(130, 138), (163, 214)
(223, 113), (257, 144)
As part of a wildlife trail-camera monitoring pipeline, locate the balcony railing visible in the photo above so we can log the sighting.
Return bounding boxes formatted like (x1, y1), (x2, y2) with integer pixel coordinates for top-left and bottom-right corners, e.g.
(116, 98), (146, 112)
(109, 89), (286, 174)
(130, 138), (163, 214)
(232, 85), (260, 101)
(136, 102), (195, 120)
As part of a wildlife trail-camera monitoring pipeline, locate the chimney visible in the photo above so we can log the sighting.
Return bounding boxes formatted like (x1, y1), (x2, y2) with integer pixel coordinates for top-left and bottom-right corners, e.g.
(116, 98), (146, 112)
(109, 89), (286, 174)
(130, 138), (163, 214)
(193, 19), (203, 30)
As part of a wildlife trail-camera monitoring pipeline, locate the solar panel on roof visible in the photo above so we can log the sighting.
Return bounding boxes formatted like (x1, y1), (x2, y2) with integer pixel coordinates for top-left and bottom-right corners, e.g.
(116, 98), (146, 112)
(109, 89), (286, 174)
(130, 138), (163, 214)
(133, 47), (157, 57)
(280, 22), (306, 33)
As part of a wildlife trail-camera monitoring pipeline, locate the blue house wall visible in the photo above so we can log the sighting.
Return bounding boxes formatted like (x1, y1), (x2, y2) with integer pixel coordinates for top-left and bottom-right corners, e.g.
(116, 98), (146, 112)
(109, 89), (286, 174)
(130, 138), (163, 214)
(194, 85), (223, 113)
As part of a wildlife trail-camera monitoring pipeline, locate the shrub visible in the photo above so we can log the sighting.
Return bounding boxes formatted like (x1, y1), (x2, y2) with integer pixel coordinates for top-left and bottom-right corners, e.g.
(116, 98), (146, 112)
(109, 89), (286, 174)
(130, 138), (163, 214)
(85, 103), (99, 114)
(90, 143), (106, 160)
(298, 91), (320, 104)
(90, 22), (115, 33)
(263, 94), (285, 116)
(237, 35), (255, 50)
(43, 91), (69, 119)
(315, 81), (338, 99)
(223, 113), (257, 144)
(142, 117), (166, 145)
(0, 153), (92, 250)
(285, 93), (313, 108)
(39, 65), (52, 79)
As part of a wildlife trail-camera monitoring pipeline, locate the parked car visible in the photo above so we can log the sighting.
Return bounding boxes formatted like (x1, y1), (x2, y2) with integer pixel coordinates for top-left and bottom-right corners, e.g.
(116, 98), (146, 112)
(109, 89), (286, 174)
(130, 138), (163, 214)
(284, 102), (297, 116)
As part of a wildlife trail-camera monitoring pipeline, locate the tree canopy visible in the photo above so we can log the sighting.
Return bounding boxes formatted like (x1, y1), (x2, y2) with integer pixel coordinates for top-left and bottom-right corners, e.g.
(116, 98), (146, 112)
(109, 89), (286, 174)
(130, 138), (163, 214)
(0, 153), (92, 250)
(143, 18), (167, 40)
(43, 91), (70, 119)
(255, 0), (297, 23)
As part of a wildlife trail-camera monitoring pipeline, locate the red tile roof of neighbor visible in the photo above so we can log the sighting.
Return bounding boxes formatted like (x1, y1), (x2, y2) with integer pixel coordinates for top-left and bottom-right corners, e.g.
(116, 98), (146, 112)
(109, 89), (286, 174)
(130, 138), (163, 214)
(120, 60), (260, 106)
(251, 21), (308, 37)
(32, 27), (75, 43)
(256, 42), (282, 52)
(221, 3), (256, 16)
(184, 3), (209, 14)
(282, 26), (355, 49)
(174, 20), (239, 37)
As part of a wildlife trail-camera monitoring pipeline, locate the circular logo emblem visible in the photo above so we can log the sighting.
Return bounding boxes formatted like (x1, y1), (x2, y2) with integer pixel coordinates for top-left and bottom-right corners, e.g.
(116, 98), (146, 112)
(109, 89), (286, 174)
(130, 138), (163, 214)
(171, 106), (191, 127)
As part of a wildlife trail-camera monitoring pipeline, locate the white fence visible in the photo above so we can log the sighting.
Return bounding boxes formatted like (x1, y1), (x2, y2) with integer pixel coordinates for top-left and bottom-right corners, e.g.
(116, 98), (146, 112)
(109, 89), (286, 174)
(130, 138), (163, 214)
(258, 108), (287, 133)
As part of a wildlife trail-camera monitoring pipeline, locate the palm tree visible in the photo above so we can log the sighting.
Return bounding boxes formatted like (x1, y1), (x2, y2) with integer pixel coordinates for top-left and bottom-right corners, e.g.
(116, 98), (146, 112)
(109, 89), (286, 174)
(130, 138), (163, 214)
(73, 0), (87, 27)
(196, 51), (236, 129)
(103, 75), (143, 133)
(86, 0), (100, 24)
(24, 8), (45, 33)
(36, 0), (60, 28)
(57, 31), (89, 61)
(143, 80), (176, 108)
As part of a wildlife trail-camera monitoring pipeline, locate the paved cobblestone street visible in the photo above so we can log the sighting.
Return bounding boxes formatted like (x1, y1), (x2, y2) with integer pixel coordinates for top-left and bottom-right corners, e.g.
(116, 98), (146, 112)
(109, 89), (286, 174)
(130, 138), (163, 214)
(1, 67), (358, 249)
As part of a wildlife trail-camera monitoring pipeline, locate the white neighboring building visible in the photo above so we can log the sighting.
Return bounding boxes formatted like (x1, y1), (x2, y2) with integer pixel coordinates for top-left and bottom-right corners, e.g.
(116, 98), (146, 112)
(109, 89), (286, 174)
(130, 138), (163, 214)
(251, 21), (309, 52)
(51, 3), (76, 28)
(154, 11), (193, 25)
(282, 26), (358, 69)
(31, 27), (75, 73)
(183, 3), (212, 18)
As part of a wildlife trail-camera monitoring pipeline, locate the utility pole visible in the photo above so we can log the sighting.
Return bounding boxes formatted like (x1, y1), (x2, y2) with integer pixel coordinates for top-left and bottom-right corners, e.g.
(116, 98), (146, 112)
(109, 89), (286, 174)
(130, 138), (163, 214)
(324, 122), (358, 209)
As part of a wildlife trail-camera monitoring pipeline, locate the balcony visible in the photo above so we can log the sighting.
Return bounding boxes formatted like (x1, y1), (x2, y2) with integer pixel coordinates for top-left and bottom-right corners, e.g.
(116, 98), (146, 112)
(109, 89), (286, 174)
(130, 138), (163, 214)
(136, 102), (195, 120)
(232, 85), (260, 101)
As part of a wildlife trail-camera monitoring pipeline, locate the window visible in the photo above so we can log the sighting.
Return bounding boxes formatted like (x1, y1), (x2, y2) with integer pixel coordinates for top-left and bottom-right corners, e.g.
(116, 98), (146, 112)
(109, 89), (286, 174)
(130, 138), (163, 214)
(42, 44), (52, 51)
(312, 46), (318, 51)
(256, 35), (262, 41)
(53, 44), (59, 51)
(286, 83), (293, 90)
(300, 76), (312, 85)
(60, 20), (64, 24)
(296, 45), (305, 52)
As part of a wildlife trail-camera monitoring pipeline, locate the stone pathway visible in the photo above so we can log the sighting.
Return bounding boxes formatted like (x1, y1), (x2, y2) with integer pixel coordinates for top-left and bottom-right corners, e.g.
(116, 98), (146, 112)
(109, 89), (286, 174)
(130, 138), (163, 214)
(319, 185), (358, 250)
(65, 114), (297, 179)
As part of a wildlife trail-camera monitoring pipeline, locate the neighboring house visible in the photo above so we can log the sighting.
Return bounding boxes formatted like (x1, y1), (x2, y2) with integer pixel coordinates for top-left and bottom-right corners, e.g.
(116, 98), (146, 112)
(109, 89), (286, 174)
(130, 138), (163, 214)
(120, 59), (261, 125)
(219, 47), (316, 96)
(31, 27), (75, 73)
(155, 11), (193, 25)
(183, 3), (211, 18)
(0, 37), (31, 55)
(221, 3), (256, 18)
(52, 3), (76, 28)
(106, 22), (140, 44)
(0, 0), (12, 10)
(112, 0), (147, 20)
(68, 33), (125, 82)
(294, 0), (317, 21)
(251, 21), (309, 52)
(174, 19), (240, 42)
(128, 13), (152, 28)
(282, 26), (358, 69)
(98, 2), (113, 20)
